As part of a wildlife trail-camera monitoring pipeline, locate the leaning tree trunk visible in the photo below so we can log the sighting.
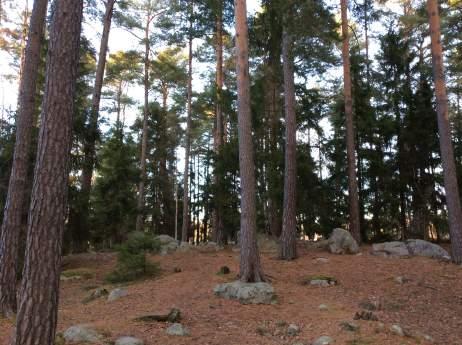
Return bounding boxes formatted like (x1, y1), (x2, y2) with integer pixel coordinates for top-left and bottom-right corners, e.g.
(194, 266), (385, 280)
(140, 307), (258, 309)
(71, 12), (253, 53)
(77, 0), (116, 251)
(340, 0), (361, 244)
(136, 12), (152, 232)
(11, 0), (83, 344)
(181, 19), (193, 243)
(234, 0), (265, 282)
(212, 1), (225, 245)
(279, 29), (297, 260)
(0, 0), (48, 319)
(427, 0), (462, 264)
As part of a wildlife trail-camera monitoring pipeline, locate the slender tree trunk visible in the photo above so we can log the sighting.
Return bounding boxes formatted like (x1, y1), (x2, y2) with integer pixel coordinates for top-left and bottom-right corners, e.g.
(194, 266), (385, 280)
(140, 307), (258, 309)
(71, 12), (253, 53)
(136, 13), (152, 232)
(340, 0), (361, 244)
(77, 0), (116, 251)
(17, 1), (29, 86)
(279, 29), (297, 260)
(0, 0), (48, 319)
(212, 2), (225, 244)
(11, 0), (83, 344)
(234, 0), (265, 282)
(181, 6), (193, 242)
(427, 0), (462, 263)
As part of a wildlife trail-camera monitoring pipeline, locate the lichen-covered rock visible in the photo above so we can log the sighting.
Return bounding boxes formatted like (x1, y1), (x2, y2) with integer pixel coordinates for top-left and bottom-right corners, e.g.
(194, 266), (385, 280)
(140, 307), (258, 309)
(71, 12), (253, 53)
(166, 323), (190, 336)
(287, 324), (300, 336)
(213, 280), (275, 304)
(63, 325), (103, 344)
(115, 336), (144, 345)
(372, 239), (450, 260)
(108, 288), (128, 302)
(406, 239), (450, 260)
(82, 288), (108, 304)
(312, 336), (334, 345)
(327, 228), (359, 254)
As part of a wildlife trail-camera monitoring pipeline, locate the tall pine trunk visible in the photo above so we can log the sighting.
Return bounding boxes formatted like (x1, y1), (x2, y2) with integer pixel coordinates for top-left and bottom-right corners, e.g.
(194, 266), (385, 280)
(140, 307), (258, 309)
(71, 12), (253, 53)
(181, 5), (193, 243)
(11, 0), (83, 343)
(0, 0), (48, 318)
(212, 1), (225, 244)
(136, 12), (152, 232)
(427, 0), (462, 263)
(340, 0), (361, 244)
(234, 0), (264, 282)
(77, 0), (116, 251)
(279, 29), (297, 260)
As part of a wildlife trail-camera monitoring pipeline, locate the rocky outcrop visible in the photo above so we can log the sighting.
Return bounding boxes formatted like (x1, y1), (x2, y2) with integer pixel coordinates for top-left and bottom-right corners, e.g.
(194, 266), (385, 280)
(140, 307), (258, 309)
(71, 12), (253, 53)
(327, 228), (360, 254)
(371, 239), (450, 260)
(213, 281), (275, 304)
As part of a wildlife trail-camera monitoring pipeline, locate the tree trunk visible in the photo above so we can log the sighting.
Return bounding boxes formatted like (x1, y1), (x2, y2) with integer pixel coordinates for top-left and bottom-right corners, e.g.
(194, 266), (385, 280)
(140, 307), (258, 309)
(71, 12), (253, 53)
(212, 2), (225, 245)
(77, 0), (116, 251)
(181, 6), (193, 243)
(340, 0), (361, 244)
(0, 0), (48, 319)
(427, 0), (462, 264)
(279, 29), (297, 260)
(11, 0), (83, 344)
(136, 12), (152, 232)
(234, 0), (265, 282)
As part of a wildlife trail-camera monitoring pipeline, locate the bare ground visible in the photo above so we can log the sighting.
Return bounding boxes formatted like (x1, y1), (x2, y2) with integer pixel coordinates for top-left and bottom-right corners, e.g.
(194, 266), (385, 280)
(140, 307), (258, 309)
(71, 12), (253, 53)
(1, 244), (462, 345)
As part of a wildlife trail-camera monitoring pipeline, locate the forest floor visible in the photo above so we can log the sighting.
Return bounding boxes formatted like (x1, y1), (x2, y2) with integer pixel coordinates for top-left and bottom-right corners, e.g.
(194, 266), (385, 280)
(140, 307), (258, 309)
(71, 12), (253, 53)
(1, 243), (462, 345)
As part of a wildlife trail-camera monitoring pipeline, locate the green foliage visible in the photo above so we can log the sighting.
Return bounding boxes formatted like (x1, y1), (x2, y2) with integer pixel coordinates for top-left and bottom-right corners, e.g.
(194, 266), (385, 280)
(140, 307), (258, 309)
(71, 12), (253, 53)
(106, 231), (160, 283)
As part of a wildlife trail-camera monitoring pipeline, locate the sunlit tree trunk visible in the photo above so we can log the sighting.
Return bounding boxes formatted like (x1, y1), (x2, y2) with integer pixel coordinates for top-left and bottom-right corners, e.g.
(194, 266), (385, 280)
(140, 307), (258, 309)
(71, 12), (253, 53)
(77, 0), (116, 251)
(181, 1), (193, 242)
(340, 0), (361, 244)
(234, 0), (265, 282)
(212, 0), (225, 244)
(0, 0), (48, 318)
(279, 29), (297, 260)
(427, 0), (462, 263)
(136, 11), (153, 232)
(11, 0), (83, 343)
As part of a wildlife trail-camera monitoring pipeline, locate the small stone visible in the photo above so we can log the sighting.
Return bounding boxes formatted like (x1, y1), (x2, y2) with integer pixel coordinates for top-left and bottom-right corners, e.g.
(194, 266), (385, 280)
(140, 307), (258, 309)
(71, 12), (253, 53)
(218, 266), (231, 275)
(340, 321), (359, 332)
(82, 288), (108, 304)
(312, 336), (334, 345)
(394, 276), (409, 284)
(166, 323), (190, 336)
(306, 276), (337, 287)
(108, 288), (128, 302)
(115, 336), (144, 345)
(287, 324), (300, 336)
(213, 280), (275, 304)
(318, 304), (328, 311)
(134, 308), (181, 323)
(173, 267), (182, 273)
(314, 257), (329, 263)
(63, 325), (103, 344)
(390, 324), (404, 337)
(354, 311), (379, 321)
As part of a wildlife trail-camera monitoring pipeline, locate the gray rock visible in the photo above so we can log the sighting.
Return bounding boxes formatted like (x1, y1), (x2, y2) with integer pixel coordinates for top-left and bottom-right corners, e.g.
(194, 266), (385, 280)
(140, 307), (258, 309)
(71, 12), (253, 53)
(406, 239), (450, 260)
(82, 288), (108, 304)
(340, 321), (359, 332)
(318, 304), (328, 311)
(115, 336), (144, 345)
(108, 288), (128, 302)
(371, 241), (410, 257)
(156, 234), (177, 245)
(314, 257), (329, 263)
(196, 242), (223, 253)
(394, 276), (409, 284)
(327, 228), (359, 254)
(307, 276), (337, 287)
(63, 325), (103, 344)
(213, 280), (275, 304)
(390, 324), (404, 337)
(166, 323), (190, 336)
(372, 240), (450, 260)
(134, 308), (181, 323)
(287, 324), (300, 336)
(312, 336), (334, 345)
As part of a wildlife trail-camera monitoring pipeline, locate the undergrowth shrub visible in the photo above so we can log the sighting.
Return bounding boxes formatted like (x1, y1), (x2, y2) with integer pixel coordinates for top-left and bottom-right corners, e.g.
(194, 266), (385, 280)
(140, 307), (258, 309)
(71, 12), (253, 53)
(106, 231), (161, 283)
